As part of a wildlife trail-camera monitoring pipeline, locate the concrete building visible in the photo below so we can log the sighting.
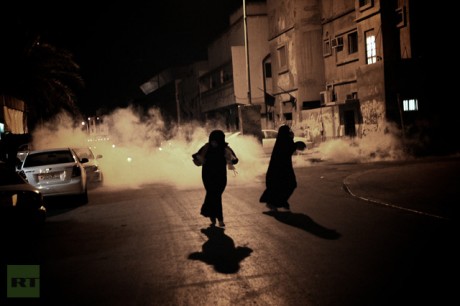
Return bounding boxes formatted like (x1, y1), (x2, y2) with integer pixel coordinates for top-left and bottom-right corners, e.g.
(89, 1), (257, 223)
(137, 2), (270, 135)
(0, 96), (28, 135)
(0, 95), (29, 163)
(138, 0), (441, 153)
(197, 2), (270, 133)
(264, 0), (425, 146)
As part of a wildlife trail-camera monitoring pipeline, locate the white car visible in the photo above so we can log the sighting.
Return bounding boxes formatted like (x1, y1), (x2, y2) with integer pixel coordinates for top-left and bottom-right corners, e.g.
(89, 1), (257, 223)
(16, 143), (32, 162)
(72, 147), (104, 184)
(226, 129), (311, 155)
(17, 148), (89, 203)
(261, 129), (311, 155)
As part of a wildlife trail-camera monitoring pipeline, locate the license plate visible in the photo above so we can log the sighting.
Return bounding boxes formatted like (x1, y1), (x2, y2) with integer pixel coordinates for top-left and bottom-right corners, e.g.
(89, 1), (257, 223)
(38, 173), (61, 181)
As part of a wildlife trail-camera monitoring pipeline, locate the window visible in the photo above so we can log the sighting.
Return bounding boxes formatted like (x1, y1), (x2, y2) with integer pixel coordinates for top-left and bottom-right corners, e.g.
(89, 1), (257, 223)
(331, 37), (343, 51)
(267, 112), (273, 121)
(264, 62), (272, 78)
(283, 112), (292, 121)
(365, 30), (377, 64)
(222, 62), (233, 83)
(395, 6), (407, 28)
(302, 100), (321, 110)
(323, 38), (332, 56)
(358, 0), (373, 11)
(277, 45), (288, 72)
(348, 31), (358, 54)
(403, 99), (418, 111)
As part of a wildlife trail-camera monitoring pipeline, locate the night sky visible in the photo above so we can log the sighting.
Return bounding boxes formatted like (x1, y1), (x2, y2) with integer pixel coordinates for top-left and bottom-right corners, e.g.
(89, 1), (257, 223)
(1, 1), (260, 115)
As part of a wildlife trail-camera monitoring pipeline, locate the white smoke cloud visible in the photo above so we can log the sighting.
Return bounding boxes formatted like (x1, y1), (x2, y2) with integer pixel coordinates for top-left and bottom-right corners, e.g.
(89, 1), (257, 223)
(29, 107), (268, 190)
(317, 124), (406, 163)
(28, 106), (408, 191)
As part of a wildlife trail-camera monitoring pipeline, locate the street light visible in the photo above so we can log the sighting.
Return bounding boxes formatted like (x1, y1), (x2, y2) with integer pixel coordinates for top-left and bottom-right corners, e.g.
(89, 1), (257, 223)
(81, 121), (88, 134)
(243, 0), (252, 104)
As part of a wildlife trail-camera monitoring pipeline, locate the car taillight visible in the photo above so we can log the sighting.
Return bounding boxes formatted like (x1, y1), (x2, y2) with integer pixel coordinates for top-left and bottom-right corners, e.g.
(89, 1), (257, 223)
(72, 165), (82, 177)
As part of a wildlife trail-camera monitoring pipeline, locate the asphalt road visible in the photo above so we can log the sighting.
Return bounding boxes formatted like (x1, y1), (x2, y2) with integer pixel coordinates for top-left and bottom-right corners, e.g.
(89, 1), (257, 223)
(1, 155), (458, 306)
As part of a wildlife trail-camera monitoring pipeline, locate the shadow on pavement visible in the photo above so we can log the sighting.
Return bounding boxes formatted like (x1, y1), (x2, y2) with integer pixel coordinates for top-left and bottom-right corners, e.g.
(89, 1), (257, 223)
(263, 211), (341, 240)
(44, 195), (87, 217)
(188, 226), (253, 274)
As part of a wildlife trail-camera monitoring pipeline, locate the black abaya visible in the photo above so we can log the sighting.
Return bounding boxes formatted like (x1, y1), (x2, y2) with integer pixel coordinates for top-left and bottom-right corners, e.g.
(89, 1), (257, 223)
(193, 130), (238, 224)
(260, 125), (299, 209)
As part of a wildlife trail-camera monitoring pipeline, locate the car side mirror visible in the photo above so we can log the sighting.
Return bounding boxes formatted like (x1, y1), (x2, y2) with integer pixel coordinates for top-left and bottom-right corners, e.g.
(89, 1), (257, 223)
(96, 154), (103, 159)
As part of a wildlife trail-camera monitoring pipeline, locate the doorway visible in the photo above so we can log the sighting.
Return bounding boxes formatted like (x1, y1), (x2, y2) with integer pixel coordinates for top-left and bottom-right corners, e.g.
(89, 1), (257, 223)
(344, 110), (356, 137)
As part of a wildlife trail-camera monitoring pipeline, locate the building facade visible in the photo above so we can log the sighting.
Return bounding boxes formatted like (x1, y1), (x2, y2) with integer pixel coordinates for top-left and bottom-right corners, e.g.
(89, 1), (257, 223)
(140, 0), (436, 152)
(263, 0), (424, 146)
(197, 2), (270, 132)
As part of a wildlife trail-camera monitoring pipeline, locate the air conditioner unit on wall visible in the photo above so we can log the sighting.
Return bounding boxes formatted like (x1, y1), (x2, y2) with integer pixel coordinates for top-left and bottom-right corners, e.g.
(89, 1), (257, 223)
(320, 91), (331, 105)
(331, 37), (343, 48)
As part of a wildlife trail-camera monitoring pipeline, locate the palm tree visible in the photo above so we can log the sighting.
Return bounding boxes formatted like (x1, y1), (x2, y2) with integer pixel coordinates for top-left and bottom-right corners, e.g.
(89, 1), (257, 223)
(0, 34), (84, 130)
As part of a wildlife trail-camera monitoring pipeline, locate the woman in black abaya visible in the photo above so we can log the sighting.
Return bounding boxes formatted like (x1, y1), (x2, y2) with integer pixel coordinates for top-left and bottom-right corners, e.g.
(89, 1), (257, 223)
(193, 130), (238, 227)
(259, 125), (305, 211)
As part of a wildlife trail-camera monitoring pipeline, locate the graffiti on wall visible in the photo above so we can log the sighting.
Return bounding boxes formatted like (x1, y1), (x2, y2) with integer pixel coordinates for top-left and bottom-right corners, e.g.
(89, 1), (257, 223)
(295, 108), (335, 143)
(360, 99), (385, 136)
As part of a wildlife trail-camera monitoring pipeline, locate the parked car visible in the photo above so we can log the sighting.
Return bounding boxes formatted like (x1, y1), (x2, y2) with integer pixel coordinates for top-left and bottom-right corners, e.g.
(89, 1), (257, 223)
(71, 147), (104, 184)
(17, 148), (89, 204)
(0, 161), (46, 227)
(226, 129), (311, 155)
(16, 143), (30, 162)
(261, 129), (311, 154)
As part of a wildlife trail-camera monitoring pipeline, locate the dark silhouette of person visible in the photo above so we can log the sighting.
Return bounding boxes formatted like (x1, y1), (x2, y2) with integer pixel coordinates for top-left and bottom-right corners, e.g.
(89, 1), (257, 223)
(259, 125), (306, 211)
(192, 130), (238, 227)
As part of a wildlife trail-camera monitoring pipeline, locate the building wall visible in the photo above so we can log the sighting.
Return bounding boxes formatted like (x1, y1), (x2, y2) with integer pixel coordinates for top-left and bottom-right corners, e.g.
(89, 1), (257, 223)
(198, 2), (269, 131)
(145, 0), (431, 151)
(177, 61), (208, 123)
(260, 0), (426, 146)
(266, 0), (296, 125)
(266, 0), (325, 131)
(1, 96), (28, 135)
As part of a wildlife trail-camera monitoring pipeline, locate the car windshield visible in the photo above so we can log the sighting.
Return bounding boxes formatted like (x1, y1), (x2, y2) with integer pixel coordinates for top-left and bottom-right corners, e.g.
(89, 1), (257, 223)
(72, 148), (94, 160)
(23, 150), (75, 167)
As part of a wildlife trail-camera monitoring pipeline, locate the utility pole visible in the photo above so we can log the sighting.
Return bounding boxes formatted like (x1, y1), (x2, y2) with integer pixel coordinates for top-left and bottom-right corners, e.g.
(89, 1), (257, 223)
(243, 0), (252, 104)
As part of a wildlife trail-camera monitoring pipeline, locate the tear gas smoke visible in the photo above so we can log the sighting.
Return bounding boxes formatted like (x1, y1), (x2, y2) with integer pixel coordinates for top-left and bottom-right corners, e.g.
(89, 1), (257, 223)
(29, 106), (408, 190)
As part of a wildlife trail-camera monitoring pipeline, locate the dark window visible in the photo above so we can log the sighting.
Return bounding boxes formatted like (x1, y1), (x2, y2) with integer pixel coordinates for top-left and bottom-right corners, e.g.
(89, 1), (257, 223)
(302, 101), (322, 110)
(277, 45), (288, 72)
(264, 62), (272, 78)
(359, 0), (373, 8)
(395, 6), (407, 28)
(323, 39), (332, 56)
(348, 32), (358, 54)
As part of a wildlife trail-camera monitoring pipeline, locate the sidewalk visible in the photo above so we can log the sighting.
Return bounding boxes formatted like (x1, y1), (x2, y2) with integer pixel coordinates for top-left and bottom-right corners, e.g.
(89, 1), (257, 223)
(342, 155), (460, 221)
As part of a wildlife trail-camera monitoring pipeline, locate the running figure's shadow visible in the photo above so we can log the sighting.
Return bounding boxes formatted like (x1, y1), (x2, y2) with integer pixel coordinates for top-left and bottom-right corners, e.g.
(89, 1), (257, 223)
(263, 211), (341, 240)
(188, 226), (253, 274)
